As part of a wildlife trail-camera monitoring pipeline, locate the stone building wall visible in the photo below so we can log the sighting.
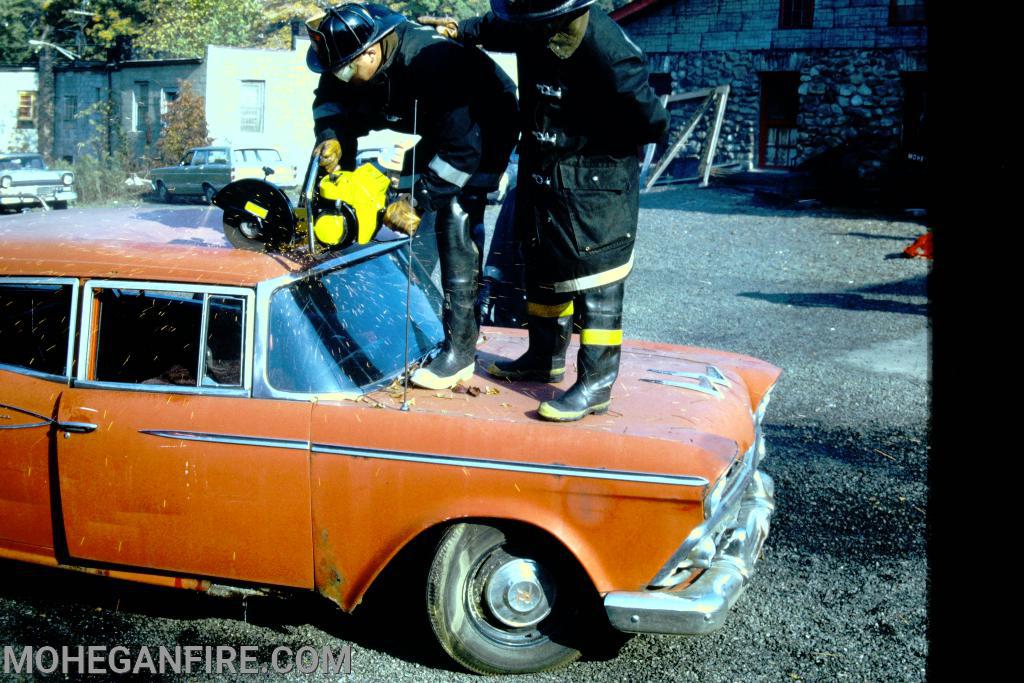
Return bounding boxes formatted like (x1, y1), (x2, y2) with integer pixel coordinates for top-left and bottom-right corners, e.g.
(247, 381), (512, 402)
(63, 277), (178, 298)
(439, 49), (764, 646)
(54, 59), (203, 163)
(617, 0), (927, 179)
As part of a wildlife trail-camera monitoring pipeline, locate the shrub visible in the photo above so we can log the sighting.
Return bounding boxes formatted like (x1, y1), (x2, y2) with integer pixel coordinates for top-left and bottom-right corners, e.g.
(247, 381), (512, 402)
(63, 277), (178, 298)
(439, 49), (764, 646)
(155, 80), (210, 166)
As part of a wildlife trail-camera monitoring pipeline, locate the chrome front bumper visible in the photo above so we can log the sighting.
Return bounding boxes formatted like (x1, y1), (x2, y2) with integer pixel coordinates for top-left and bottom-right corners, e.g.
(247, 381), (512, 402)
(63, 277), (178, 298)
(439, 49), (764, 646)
(604, 468), (775, 635)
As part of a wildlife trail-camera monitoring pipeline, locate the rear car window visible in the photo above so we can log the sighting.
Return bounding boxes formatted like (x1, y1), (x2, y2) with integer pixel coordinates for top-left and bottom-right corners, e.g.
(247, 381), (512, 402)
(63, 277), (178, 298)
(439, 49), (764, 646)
(87, 286), (248, 389)
(0, 282), (73, 376)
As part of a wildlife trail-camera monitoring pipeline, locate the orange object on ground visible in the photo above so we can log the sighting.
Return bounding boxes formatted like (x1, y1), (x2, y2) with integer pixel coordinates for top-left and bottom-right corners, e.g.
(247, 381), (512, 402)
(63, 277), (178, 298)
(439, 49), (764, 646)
(903, 232), (932, 259)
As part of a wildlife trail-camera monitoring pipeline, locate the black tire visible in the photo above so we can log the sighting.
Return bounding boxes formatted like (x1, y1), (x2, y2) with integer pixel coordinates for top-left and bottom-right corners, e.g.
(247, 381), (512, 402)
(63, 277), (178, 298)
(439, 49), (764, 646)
(203, 184), (217, 204)
(52, 201), (68, 210)
(155, 181), (172, 203)
(426, 522), (584, 675)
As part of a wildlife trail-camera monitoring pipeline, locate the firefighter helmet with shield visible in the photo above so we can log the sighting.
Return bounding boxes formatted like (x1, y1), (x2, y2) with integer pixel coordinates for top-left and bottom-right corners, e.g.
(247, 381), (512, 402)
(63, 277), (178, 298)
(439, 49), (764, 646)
(490, 0), (597, 23)
(305, 3), (404, 74)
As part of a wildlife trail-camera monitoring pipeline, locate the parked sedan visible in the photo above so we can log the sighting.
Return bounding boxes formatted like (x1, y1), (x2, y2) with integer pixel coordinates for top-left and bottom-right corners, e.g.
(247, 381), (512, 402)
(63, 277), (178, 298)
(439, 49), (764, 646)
(0, 153), (76, 212)
(0, 207), (779, 675)
(149, 146), (297, 203)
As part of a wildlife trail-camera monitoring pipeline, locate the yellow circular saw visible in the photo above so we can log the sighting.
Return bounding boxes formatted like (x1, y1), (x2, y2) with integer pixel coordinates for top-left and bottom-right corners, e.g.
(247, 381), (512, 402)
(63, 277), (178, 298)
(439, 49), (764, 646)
(214, 139), (416, 256)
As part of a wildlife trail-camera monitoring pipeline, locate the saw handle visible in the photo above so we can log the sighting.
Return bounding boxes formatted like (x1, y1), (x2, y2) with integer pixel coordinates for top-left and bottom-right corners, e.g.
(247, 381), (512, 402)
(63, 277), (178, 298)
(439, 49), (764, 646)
(301, 154), (323, 256)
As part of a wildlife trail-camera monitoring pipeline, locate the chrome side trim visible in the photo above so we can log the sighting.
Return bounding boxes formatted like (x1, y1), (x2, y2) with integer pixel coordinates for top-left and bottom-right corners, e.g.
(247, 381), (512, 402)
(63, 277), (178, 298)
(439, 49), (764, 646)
(140, 430), (309, 451)
(137, 429), (708, 487)
(312, 443), (708, 487)
(0, 401), (52, 430)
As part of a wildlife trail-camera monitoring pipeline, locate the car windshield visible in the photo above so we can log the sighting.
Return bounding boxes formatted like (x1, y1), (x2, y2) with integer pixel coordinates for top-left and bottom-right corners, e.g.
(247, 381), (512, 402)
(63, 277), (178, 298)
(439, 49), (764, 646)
(267, 246), (443, 394)
(0, 156), (46, 171)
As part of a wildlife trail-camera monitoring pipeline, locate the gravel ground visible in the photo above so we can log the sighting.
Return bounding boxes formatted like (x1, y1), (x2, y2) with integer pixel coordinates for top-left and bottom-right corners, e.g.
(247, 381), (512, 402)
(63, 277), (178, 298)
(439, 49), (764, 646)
(0, 185), (929, 681)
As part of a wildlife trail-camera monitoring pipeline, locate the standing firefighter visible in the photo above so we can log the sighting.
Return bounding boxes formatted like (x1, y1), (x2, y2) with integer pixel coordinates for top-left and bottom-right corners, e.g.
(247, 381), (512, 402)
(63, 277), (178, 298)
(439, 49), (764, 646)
(306, 3), (518, 389)
(422, 1), (669, 421)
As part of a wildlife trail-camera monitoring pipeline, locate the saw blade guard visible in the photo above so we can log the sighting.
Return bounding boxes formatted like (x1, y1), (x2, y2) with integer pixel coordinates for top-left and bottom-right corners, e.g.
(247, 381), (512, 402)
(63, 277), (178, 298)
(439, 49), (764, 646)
(213, 179), (296, 252)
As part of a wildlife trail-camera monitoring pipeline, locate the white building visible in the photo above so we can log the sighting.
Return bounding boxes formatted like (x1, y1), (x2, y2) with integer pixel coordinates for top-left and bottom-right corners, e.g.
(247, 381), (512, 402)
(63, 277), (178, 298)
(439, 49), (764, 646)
(0, 66), (39, 153)
(203, 43), (319, 172)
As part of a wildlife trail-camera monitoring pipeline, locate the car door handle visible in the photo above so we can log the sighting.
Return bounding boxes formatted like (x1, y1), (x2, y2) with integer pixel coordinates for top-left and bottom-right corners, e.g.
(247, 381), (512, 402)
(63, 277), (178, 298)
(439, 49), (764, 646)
(57, 421), (98, 434)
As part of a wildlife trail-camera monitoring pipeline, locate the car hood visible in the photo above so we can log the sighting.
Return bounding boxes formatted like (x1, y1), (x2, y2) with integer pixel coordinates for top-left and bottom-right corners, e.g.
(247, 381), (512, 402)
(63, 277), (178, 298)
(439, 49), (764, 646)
(335, 328), (781, 490)
(3, 170), (63, 184)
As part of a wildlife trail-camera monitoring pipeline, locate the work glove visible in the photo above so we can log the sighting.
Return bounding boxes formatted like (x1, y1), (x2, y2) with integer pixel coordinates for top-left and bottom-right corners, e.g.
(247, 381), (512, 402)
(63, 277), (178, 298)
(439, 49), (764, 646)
(313, 139), (341, 174)
(383, 195), (421, 236)
(418, 16), (459, 40)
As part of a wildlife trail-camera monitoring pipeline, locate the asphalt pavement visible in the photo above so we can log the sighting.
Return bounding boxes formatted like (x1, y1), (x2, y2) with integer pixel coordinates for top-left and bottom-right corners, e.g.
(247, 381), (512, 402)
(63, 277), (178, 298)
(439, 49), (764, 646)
(0, 185), (929, 681)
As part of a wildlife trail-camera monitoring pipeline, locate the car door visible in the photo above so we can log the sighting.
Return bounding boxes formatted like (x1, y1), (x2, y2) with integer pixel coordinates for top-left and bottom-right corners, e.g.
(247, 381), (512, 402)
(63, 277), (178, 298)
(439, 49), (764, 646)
(0, 278), (79, 551)
(53, 280), (314, 588)
(204, 148), (230, 191)
(183, 149), (208, 194)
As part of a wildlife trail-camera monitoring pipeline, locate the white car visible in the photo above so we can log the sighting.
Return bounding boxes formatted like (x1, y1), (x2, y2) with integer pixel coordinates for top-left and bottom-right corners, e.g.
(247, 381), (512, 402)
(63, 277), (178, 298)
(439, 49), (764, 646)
(0, 153), (76, 212)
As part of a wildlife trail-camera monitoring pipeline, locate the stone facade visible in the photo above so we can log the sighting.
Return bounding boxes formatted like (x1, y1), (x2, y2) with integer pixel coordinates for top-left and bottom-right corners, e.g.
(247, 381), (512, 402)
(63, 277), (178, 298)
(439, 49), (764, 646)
(615, 0), (927, 179)
(53, 59), (203, 163)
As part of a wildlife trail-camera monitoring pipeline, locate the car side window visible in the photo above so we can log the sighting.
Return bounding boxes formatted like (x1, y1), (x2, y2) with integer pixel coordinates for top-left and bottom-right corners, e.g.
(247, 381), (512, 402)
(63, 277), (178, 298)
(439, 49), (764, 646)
(0, 281), (75, 377)
(83, 284), (250, 392)
(180, 151), (195, 166)
(191, 150), (208, 165)
(207, 150), (229, 165)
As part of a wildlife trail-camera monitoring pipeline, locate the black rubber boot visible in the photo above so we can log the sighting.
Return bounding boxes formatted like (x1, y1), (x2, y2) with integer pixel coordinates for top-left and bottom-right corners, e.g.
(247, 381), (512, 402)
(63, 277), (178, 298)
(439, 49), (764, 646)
(411, 198), (480, 390)
(538, 282), (624, 421)
(486, 312), (572, 383)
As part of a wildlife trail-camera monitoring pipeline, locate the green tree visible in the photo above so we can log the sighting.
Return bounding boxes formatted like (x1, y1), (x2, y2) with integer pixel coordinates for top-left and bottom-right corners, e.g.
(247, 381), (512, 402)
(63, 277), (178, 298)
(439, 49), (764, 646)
(155, 80), (210, 166)
(0, 0), (41, 64)
(135, 0), (266, 58)
(258, 0), (325, 50)
(390, 0), (489, 20)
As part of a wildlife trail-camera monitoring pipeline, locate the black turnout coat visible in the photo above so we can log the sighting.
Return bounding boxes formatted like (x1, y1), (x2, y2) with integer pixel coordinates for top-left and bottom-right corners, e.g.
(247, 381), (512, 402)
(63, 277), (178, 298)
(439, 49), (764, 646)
(312, 20), (518, 210)
(461, 8), (669, 292)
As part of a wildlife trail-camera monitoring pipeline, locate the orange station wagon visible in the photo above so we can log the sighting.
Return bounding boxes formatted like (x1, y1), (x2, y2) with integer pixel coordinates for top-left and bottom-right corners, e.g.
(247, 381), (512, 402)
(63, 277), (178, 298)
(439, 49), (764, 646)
(0, 206), (779, 675)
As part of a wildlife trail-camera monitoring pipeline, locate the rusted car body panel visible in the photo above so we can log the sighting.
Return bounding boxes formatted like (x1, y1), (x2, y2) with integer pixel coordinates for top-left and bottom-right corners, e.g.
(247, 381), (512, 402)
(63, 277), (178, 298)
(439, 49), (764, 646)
(0, 207), (780, 635)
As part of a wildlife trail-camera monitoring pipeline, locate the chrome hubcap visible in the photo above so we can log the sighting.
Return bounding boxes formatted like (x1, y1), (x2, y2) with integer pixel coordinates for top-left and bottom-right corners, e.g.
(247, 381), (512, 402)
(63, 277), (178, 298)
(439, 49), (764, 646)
(484, 558), (555, 628)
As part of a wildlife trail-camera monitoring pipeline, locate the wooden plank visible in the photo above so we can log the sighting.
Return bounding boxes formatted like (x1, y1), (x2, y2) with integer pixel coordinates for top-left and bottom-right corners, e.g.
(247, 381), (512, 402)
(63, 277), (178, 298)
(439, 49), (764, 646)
(697, 85), (730, 188)
(665, 88), (715, 104)
(643, 93), (713, 191)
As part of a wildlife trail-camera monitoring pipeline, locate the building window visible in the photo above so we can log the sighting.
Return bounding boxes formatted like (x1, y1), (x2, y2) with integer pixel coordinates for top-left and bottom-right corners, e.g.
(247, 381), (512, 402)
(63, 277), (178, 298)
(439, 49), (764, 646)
(160, 87), (179, 117)
(779, 0), (814, 29)
(17, 91), (36, 129)
(759, 72), (800, 168)
(890, 0), (926, 25)
(63, 95), (78, 122)
(239, 80), (265, 133)
(131, 81), (150, 134)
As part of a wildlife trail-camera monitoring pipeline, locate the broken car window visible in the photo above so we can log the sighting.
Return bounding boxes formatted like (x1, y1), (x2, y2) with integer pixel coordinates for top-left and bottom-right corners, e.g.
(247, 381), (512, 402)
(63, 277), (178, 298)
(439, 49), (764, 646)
(0, 283), (72, 376)
(268, 248), (443, 394)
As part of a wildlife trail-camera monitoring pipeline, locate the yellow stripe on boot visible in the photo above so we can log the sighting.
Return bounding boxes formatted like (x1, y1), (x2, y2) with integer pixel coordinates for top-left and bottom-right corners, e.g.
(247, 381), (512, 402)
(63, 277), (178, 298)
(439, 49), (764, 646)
(527, 301), (574, 318)
(580, 328), (622, 346)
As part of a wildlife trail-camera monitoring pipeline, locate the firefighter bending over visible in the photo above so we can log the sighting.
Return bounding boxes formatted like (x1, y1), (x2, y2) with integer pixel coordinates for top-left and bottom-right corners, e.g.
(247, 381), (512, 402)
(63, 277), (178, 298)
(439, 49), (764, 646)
(306, 3), (518, 390)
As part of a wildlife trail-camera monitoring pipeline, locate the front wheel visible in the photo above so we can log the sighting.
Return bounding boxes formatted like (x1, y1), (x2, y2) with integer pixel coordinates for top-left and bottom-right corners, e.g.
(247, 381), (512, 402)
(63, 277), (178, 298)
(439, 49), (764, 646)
(155, 181), (171, 203)
(426, 523), (585, 675)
